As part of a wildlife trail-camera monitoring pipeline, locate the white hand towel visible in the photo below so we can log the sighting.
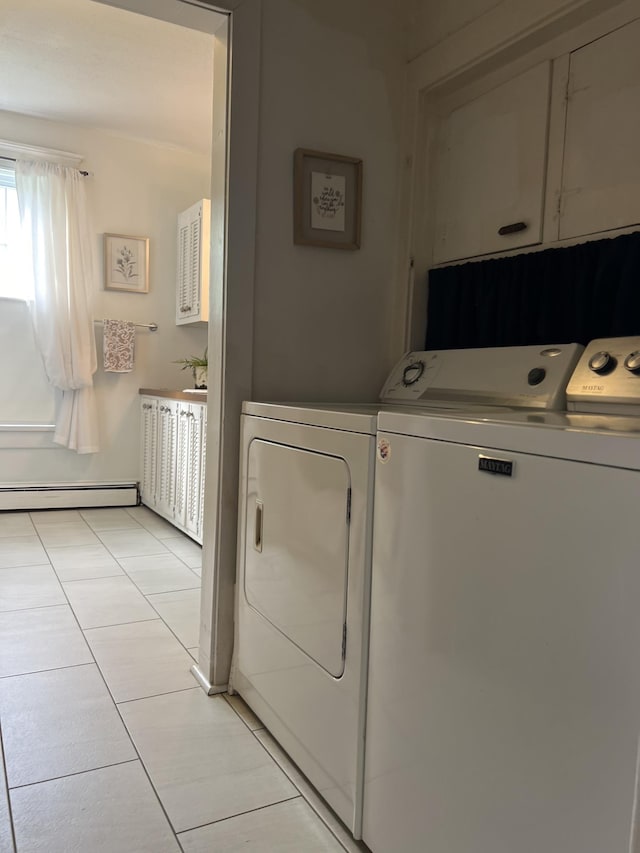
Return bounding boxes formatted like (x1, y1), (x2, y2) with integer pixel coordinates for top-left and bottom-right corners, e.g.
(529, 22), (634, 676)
(103, 319), (135, 372)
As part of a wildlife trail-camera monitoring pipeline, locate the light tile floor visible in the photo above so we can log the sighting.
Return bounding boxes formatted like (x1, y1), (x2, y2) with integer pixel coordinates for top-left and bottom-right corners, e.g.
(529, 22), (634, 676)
(0, 506), (364, 852)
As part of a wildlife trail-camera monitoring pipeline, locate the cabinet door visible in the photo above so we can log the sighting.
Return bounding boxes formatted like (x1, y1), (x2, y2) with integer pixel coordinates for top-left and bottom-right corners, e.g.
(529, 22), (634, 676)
(176, 199), (210, 326)
(156, 401), (178, 520)
(560, 19), (640, 240)
(174, 404), (191, 527)
(185, 404), (204, 540)
(432, 62), (551, 264)
(139, 397), (158, 508)
(197, 406), (207, 543)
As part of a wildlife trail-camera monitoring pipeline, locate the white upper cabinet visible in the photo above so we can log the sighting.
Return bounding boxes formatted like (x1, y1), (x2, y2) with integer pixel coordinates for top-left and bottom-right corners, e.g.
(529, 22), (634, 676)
(560, 18), (640, 241)
(176, 199), (210, 325)
(431, 61), (551, 265)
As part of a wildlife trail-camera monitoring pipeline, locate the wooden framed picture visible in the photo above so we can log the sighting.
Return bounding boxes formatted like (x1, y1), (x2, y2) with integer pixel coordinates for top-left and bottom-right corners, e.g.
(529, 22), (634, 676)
(104, 233), (149, 293)
(293, 148), (362, 250)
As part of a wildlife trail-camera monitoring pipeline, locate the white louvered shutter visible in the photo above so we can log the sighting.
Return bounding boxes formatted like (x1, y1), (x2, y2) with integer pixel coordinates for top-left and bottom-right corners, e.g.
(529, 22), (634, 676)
(140, 397), (158, 507)
(176, 200), (210, 325)
(156, 401), (178, 518)
(174, 405), (191, 526)
(185, 404), (204, 539)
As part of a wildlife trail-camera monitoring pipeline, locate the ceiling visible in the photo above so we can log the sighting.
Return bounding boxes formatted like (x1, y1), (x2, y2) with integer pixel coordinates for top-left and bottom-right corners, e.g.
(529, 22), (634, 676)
(0, 0), (220, 156)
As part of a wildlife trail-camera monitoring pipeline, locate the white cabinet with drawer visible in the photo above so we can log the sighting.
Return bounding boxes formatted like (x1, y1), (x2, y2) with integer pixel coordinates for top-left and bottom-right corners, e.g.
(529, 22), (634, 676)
(423, 15), (640, 269)
(139, 394), (206, 544)
(431, 62), (551, 265)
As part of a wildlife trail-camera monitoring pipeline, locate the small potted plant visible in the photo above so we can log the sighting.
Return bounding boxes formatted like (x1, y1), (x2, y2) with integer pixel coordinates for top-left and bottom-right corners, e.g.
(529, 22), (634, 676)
(174, 348), (208, 389)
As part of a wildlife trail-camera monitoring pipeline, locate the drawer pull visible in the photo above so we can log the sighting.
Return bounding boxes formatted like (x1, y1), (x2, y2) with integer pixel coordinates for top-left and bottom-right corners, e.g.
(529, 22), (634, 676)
(498, 222), (527, 236)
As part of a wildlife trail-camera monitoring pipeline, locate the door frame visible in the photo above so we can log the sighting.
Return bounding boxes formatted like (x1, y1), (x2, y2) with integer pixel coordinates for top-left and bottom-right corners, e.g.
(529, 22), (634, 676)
(93, 0), (261, 692)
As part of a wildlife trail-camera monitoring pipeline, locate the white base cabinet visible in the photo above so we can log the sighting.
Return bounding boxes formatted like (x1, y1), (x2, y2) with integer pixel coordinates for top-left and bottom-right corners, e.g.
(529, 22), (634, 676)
(140, 394), (206, 544)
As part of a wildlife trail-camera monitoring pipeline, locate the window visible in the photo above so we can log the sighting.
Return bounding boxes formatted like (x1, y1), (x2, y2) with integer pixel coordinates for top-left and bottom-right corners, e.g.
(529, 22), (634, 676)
(0, 164), (32, 301)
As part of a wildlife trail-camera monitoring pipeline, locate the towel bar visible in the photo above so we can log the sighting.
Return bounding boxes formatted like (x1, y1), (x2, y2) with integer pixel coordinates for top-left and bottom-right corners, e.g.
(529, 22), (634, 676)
(94, 320), (158, 332)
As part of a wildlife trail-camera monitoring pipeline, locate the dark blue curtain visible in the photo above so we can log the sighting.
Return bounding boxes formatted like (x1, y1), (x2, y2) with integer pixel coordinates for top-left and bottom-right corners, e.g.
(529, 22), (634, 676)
(425, 232), (640, 349)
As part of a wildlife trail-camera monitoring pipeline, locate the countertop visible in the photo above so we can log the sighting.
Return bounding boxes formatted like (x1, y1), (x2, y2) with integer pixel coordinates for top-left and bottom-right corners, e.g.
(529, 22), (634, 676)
(139, 388), (207, 403)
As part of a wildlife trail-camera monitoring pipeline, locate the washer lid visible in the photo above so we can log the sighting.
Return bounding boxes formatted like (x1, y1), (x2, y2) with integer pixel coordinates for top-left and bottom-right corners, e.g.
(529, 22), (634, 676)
(377, 407), (640, 471)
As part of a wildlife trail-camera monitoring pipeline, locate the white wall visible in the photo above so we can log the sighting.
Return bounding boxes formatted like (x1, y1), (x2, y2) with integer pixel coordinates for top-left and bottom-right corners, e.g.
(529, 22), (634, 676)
(250, 0), (407, 403)
(0, 109), (210, 484)
(407, 0), (503, 58)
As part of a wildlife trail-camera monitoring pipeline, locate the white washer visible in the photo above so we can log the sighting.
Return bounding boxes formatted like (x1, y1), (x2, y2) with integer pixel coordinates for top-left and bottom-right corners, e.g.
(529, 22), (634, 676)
(231, 343), (582, 837)
(363, 337), (640, 853)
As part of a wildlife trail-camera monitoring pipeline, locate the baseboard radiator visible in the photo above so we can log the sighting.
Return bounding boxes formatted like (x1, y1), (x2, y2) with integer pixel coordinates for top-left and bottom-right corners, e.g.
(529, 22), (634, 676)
(0, 482), (139, 511)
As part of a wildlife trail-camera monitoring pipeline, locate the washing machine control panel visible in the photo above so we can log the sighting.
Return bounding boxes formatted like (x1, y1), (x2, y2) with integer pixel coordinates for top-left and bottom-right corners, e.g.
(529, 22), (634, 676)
(380, 344), (584, 410)
(567, 337), (640, 412)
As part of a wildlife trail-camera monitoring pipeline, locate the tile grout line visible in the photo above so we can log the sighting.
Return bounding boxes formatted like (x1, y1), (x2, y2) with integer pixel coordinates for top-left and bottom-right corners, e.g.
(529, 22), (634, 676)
(0, 720), (18, 853)
(8, 758), (140, 792)
(249, 729), (360, 853)
(81, 513), (291, 852)
(0, 660), (96, 682)
(0, 510), (334, 852)
(36, 511), (198, 674)
(22, 523), (97, 667)
(0, 601), (70, 616)
(37, 516), (189, 852)
(122, 569), (201, 655)
(115, 686), (200, 706)
(176, 793), (303, 837)
(6, 512), (196, 852)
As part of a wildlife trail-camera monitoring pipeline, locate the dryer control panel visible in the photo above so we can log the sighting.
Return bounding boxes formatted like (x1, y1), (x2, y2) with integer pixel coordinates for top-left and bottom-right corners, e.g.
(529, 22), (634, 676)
(380, 343), (584, 410)
(567, 337), (640, 413)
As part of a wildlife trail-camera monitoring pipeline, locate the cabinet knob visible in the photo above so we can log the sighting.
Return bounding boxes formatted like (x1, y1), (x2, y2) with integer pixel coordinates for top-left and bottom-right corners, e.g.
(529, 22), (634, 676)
(498, 222), (528, 236)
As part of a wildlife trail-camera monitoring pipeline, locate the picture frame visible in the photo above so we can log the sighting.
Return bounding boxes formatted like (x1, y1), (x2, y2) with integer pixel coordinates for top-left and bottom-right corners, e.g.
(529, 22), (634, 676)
(104, 233), (149, 293)
(293, 148), (362, 250)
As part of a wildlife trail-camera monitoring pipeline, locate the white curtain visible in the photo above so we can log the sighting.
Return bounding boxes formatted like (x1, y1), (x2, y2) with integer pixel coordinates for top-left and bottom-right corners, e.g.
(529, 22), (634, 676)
(15, 160), (99, 453)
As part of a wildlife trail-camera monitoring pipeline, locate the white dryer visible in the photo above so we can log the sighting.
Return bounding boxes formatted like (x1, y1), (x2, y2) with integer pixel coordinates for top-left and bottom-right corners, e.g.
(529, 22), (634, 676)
(231, 343), (582, 837)
(363, 337), (640, 853)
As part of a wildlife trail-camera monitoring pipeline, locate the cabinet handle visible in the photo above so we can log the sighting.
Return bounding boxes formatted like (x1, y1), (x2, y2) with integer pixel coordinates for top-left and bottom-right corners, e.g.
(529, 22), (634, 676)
(498, 221), (527, 236)
(254, 500), (263, 553)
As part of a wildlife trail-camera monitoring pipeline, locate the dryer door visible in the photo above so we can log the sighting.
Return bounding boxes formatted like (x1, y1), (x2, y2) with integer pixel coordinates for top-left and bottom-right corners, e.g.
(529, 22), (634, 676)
(244, 439), (350, 678)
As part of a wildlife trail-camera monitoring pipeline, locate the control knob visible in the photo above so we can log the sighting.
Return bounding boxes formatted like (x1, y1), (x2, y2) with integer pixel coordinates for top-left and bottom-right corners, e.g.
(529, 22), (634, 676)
(527, 367), (546, 386)
(402, 360), (425, 387)
(624, 351), (640, 374)
(588, 351), (615, 374)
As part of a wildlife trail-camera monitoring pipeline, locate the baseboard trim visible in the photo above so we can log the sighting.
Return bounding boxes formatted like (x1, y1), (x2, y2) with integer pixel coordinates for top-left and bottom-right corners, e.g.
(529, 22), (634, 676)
(190, 663), (228, 696)
(0, 482), (139, 511)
